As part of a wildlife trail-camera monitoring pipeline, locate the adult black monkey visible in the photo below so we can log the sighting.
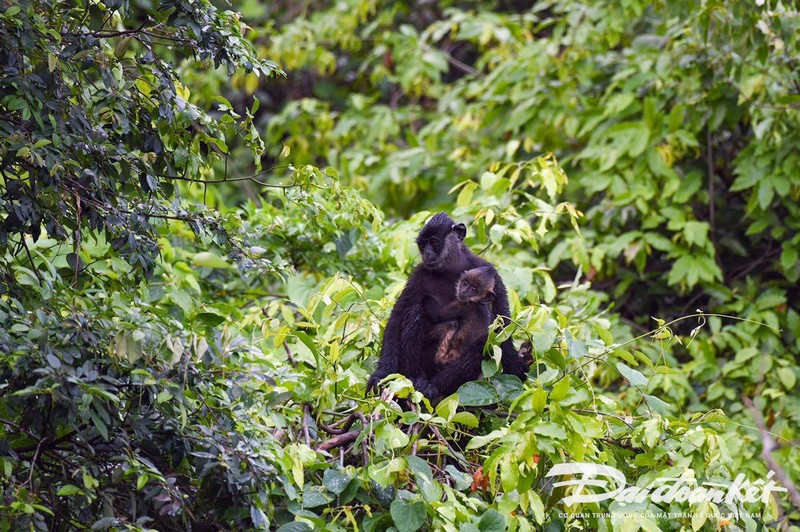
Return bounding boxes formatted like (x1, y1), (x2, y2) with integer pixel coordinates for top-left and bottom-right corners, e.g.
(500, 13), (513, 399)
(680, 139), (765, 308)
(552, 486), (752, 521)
(367, 212), (529, 398)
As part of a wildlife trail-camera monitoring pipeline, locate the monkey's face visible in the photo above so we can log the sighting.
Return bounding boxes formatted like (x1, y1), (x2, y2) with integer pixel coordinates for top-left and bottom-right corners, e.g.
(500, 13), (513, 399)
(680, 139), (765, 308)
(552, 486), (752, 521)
(456, 278), (481, 301)
(456, 278), (492, 303)
(416, 214), (467, 270)
(456, 267), (495, 302)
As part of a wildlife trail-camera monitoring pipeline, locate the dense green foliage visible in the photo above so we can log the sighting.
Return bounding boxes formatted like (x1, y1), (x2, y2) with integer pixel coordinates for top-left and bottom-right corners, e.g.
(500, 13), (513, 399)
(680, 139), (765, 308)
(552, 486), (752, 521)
(1, 0), (799, 530)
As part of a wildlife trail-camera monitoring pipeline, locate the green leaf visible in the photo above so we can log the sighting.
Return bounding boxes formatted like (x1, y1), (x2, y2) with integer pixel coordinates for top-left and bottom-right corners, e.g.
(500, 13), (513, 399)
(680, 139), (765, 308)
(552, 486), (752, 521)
(322, 469), (353, 495)
(499, 454), (519, 492)
(302, 486), (333, 508)
(777, 367), (796, 390)
(157, 391), (173, 404)
(492, 374), (524, 401)
(683, 221), (710, 248)
(168, 288), (194, 315)
(193, 252), (231, 269)
(57, 485), (83, 496)
(628, 124), (650, 157)
(616, 362), (648, 387)
(194, 312), (226, 328)
(643, 394), (670, 414)
(532, 320), (558, 354)
(451, 411), (479, 427)
(780, 245), (798, 271)
(390, 499), (426, 532)
(529, 491), (545, 524)
(114, 36), (133, 58)
(457, 381), (500, 407)
(88, 409), (109, 441)
(533, 422), (567, 439)
(375, 423), (409, 451)
(466, 429), (507, 450)
(549, 377), (571, 402)
(275, 523), (312, 532)
(31, 504), (54, 516)
(405, 456), (433, 483)
(407, 456), (442, 503)
(537, 368), (559, 384)
(565, 330), (587, 359)
(478, 509), (506, 532)
(250, 506), (269, 529)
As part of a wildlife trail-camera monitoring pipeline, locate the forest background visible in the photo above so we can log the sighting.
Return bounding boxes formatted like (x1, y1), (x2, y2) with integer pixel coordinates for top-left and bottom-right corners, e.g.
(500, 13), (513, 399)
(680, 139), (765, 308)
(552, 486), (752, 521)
(1, 0), (799, 530)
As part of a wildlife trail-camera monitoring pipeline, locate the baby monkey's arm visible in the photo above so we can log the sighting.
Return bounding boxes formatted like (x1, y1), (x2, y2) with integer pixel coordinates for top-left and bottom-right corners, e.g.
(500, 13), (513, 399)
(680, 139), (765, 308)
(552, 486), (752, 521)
(423, 296), (466, 324)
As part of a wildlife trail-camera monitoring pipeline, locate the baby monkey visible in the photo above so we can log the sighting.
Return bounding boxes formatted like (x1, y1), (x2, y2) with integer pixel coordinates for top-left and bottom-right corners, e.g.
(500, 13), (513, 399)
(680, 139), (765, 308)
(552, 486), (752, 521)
(424, 266), (496, 370)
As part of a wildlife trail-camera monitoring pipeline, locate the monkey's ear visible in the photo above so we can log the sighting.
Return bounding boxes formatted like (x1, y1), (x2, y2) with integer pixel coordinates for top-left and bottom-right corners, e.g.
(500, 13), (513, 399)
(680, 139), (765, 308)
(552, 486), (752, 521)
(451, 223), (466, 240)
(485, 290), (496, 302)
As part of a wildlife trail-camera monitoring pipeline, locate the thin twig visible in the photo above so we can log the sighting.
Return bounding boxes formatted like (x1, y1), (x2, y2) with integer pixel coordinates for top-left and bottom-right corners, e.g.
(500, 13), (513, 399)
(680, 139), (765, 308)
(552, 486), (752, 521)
(1, 417), (38, 437)
(15, 430), (77, 454)
(600, 437), (641, 452)
(88, 22), (147, 38)
(410, 424), (421, 456)
(355, 412), (370, 466)
(707, 127), (715, 236)
(573, 408), (635, 429)
(422, 44), (480, 77)
(283, 342), (297, 368)
(319, 414), (356, 436)
(743, 397), (800, 512)
(429, 425), (476, 468)
(20, 237), (43, 286)
(302, 404), (311, 446)
(157, 172), (298, 188)
(26, 439), (44, 488)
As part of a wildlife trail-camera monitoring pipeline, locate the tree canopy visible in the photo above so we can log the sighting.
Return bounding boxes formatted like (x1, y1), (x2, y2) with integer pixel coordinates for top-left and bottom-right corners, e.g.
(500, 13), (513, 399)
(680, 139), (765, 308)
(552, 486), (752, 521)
(1, 0), (799, 530)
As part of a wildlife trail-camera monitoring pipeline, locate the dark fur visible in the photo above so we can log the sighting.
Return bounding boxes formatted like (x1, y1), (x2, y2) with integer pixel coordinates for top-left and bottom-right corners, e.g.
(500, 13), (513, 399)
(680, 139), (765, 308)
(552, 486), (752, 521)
(426, 266), (495, 367)
(367, 213), (529, 399)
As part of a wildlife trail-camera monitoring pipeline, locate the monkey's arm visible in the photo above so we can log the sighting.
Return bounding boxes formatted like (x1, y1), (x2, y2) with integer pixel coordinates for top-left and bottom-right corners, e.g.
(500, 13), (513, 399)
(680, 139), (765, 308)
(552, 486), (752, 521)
(368, 278), (428, 392)
(423, 297), (465, 324)
(491, 271), (530, 378)
(367, 311), (401, 391)
(428, 344), (484, 398)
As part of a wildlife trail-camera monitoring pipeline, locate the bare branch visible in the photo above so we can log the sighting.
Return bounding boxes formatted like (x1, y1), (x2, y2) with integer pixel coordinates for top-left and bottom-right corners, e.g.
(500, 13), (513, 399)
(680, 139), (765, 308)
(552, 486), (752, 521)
(316, 430), (361, 452)
(743, 397), (800, 512)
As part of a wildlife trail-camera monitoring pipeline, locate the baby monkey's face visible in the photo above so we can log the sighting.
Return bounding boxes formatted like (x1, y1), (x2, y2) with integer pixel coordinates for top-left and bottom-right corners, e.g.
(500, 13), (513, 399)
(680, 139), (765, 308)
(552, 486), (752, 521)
(456, 267), (495, 302)
(457, 278), (481, 301)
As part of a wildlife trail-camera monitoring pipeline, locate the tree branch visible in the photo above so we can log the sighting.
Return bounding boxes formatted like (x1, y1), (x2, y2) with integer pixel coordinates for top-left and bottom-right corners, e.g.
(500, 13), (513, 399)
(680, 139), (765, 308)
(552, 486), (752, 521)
(316, 429), (361, 452)
(743, 397), (800, 512)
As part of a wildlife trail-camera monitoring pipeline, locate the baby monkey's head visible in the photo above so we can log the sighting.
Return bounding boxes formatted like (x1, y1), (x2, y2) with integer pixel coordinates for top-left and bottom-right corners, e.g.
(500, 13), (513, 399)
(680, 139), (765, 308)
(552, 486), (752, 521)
(456, 267), (496, 303)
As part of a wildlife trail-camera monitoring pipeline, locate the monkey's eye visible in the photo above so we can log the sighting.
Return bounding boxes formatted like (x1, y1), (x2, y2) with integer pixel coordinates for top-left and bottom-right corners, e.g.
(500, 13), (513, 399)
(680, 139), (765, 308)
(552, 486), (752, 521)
(428, 238), (441, 252)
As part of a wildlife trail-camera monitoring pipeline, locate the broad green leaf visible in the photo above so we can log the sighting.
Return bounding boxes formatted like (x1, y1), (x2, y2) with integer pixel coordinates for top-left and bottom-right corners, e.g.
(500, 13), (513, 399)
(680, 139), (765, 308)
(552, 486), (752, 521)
(499, 454), (519, 492)
(532, 422), (567, 440)
(193, 252), (231, 269)
(777, 367), (796, 390)
(302, 486), (333, 508)
(57, 485), (83, 496)
(457, 381), (500, 407)
(390, 499), (426, 532)
(322, 469), (353, 495)
(616, 362), (648, 387)
(643, 394), (670, 414)
(478, 509), (506, 532)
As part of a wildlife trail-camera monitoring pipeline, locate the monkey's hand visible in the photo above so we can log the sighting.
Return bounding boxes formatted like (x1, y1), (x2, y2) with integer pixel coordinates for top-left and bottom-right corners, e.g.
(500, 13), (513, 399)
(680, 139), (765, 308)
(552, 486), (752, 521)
(519, 340), (533, 368)
(366, 370), (389, 396)
(412, 377), (438, 400)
